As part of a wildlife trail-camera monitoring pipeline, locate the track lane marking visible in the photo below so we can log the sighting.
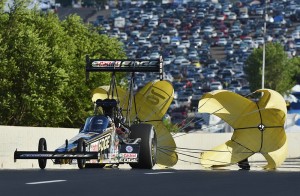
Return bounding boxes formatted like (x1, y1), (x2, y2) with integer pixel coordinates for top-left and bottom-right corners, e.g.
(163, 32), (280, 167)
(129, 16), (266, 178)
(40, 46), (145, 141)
(26, 180), (66, 185)
(144, 172), (174, 175)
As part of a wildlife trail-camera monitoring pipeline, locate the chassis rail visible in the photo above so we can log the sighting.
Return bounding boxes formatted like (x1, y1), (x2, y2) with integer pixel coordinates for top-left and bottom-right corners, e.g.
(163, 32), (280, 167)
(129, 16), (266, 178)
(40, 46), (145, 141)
(14, 150), (98, 161)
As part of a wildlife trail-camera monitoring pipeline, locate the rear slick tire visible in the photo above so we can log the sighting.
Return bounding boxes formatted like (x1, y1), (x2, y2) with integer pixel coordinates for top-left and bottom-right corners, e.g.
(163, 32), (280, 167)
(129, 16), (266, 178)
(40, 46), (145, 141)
(38, 138), (47, 169)
(129, 123), (157, 169)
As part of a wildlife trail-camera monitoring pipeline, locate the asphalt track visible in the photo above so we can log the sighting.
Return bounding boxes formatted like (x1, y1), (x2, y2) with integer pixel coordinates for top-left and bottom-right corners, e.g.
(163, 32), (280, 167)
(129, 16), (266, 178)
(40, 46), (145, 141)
(1, 167), (300, 196)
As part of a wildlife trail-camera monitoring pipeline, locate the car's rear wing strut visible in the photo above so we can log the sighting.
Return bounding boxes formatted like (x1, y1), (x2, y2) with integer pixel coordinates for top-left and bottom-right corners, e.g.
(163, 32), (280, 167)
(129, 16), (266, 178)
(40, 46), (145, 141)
(14, 150), (98, 161)
(85, 55), (163, 80)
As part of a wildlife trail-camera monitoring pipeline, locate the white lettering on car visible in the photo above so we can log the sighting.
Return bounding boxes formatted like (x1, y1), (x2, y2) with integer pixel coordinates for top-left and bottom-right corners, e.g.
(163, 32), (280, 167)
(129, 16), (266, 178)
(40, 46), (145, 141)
(98, 134), (111, 152)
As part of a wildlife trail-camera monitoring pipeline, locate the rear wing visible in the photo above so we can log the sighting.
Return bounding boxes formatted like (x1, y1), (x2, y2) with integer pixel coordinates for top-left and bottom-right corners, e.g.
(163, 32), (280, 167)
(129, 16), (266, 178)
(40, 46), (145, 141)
(85, 55), (163, 80)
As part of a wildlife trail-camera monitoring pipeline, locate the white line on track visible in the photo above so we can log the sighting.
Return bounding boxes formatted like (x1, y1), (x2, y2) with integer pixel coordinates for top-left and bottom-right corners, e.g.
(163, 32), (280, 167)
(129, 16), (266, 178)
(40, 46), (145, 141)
(26, 180), (66, 185)
(144, 172), (174, 175)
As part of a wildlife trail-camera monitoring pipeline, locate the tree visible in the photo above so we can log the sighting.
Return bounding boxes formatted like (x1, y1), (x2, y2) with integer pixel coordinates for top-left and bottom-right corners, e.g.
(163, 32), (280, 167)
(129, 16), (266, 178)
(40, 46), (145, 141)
(288, 57), (300, 84)
(0, 0), (126, 127)
(244, 43), (300, 94)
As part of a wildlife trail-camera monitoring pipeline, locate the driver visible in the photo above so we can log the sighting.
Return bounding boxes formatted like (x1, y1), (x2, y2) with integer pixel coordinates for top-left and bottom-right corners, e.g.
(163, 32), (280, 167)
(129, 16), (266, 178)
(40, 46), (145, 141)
(90, 115), (110, 133)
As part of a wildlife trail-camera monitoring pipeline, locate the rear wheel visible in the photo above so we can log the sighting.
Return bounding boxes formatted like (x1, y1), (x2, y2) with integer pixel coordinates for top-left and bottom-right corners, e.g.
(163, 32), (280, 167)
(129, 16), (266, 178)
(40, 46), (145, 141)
(77, 138), (86, 169)
(38, 138), (47, 169)
(129, 123), (157, 169)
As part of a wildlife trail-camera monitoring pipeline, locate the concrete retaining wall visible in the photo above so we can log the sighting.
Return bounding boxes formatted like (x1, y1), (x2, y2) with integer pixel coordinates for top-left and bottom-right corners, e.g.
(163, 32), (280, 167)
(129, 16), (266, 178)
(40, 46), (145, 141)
(0, 126), (78, 169)
(1, 126), (300, 169)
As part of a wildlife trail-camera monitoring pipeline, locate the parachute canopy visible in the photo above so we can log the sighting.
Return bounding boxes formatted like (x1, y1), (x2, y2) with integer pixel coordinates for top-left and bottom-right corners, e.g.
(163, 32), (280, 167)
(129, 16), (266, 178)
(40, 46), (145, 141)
(198, 89), (287, 169)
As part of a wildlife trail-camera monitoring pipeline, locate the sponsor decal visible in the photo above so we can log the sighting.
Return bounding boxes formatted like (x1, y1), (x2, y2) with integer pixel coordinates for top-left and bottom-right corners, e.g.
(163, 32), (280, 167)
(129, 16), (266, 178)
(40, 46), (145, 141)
(125, 145), (133, 153)
(146, 89), (166, 106)
(91, 60), (159, 68)
(92, 61), (120, 67)
(121, 153), (137, 158)
(90, 143), (99, 151)
(98, 134), (111, 152)
(119, 158), (138, 163)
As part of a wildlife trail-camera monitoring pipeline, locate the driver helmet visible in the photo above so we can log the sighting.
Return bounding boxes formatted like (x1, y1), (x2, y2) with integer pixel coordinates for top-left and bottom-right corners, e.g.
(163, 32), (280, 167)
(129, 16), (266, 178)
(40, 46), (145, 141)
(107, 116), (113, 124)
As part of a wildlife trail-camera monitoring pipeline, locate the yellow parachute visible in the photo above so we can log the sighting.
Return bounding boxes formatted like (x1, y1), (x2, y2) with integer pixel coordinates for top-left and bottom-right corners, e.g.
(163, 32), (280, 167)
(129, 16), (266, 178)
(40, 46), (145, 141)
(134, 80), (178, 167)
(91, 80), (178, 167)
(198, 89), (287, 169)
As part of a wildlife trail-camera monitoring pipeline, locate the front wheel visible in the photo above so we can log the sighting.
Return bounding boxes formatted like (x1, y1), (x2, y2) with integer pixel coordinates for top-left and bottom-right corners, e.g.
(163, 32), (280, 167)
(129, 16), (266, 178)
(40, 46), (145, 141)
(77, 138), (86, 169)
(38, 138), (47, 169)
(129, 123), (157, 169)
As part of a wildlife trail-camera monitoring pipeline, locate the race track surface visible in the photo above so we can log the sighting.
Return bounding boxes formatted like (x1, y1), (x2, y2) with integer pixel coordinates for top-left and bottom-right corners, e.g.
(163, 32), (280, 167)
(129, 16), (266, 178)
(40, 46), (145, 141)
(1, 168), (300, 196)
